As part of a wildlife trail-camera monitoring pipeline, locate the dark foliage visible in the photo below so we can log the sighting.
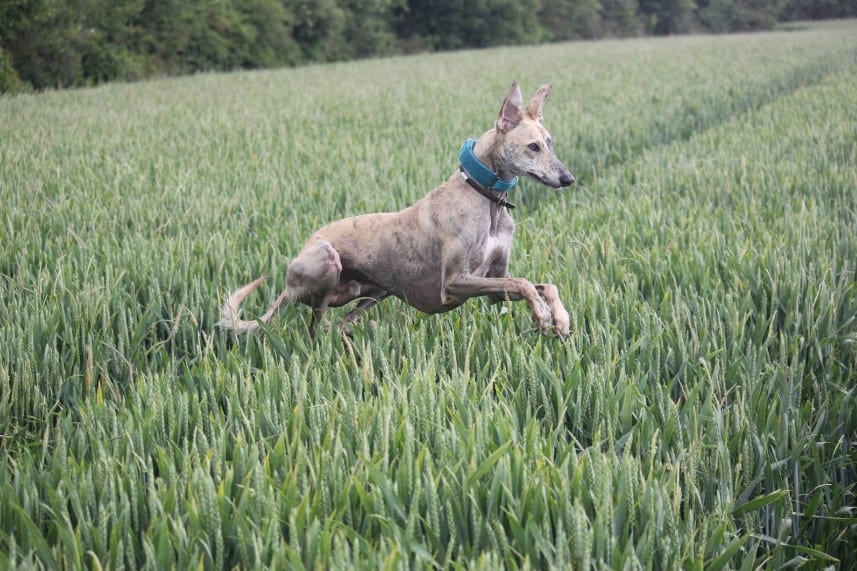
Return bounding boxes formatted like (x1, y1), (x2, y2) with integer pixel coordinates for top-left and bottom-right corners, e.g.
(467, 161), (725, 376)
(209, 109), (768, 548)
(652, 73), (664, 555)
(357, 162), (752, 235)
(0, 0), (853, 91)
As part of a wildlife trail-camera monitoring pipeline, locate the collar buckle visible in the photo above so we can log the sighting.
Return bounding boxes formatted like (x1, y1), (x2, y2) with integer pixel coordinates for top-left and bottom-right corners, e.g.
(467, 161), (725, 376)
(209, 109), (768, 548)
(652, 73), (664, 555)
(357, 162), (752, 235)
(460, 168), (516, 210)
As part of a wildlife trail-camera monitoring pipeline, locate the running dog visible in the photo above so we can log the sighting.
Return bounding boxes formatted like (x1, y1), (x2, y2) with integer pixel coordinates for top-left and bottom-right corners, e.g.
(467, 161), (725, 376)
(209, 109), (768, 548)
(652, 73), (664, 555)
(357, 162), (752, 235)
(219, 81), (575, 337)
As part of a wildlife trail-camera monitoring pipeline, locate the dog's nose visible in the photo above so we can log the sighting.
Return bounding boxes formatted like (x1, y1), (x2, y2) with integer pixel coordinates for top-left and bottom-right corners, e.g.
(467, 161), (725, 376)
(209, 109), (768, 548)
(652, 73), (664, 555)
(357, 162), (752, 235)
(560, 171), (575, 187)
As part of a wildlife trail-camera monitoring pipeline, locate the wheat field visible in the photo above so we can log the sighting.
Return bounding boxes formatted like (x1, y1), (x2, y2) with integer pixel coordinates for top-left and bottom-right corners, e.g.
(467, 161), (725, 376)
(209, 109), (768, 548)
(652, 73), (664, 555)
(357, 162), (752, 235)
(1, 21), (855, 569)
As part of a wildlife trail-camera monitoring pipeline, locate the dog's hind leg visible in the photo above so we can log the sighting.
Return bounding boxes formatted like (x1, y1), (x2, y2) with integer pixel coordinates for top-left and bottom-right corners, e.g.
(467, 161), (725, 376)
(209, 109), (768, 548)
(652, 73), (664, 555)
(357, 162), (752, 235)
(343, 291), (388, 322)
(219, 238), (343, 336)
(285, 238), (343, 336)
(314, 282), (389, 335)
(339, 287), (389, 334)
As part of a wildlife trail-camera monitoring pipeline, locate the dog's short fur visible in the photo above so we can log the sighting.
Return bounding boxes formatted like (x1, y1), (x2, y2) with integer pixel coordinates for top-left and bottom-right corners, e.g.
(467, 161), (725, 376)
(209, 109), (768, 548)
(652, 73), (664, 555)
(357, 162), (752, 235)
(219, 81), (575, 337)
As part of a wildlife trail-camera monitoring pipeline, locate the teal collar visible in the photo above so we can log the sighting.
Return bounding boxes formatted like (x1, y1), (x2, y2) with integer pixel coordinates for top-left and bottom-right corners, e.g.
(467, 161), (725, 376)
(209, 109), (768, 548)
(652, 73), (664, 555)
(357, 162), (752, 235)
(459, 139), (518, 192)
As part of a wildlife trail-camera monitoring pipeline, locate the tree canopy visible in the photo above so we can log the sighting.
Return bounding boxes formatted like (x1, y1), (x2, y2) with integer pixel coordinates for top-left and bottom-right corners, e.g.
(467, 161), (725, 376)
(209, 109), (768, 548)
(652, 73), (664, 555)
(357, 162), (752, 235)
(1, 0), (852, 91)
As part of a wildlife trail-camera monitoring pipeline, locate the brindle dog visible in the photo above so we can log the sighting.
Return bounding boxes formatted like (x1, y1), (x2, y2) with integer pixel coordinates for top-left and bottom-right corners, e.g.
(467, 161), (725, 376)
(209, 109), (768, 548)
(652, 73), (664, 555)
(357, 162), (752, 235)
(219, 81), (575, 337)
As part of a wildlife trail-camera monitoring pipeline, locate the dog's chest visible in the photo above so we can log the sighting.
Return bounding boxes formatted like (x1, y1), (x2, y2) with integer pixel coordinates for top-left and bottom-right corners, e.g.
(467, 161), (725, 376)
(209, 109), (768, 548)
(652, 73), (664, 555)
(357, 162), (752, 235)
(472, 231), (511, 276)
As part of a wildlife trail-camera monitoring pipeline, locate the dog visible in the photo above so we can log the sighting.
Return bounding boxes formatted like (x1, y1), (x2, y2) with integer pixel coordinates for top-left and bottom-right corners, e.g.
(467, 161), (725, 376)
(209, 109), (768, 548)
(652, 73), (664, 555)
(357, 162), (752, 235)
(219, 81), (575, 338)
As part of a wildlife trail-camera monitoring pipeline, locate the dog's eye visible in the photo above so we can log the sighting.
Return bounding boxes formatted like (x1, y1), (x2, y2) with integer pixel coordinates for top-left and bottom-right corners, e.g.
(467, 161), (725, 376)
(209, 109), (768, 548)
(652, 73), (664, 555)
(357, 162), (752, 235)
(528, 143), (540, 152)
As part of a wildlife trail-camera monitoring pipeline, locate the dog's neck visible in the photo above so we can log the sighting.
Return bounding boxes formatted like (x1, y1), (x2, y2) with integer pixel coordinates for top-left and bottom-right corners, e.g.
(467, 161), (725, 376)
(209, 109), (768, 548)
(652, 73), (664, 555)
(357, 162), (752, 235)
(470, 130), (517, 185)
(459, 167), (516, 210)
(459, 131), (517, 214)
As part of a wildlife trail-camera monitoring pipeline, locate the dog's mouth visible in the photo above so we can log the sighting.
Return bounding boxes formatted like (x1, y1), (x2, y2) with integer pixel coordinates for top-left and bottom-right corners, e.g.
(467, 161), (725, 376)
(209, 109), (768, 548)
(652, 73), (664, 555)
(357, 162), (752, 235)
(527, 171), (569, 189)
(526, 171), (549, 185)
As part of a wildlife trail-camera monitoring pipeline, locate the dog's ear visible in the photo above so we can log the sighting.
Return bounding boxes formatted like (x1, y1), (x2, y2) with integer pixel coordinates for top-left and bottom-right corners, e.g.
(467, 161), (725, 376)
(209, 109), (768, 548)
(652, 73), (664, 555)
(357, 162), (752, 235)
(496, 81), (524, 132)
(525, 84), (552, 122)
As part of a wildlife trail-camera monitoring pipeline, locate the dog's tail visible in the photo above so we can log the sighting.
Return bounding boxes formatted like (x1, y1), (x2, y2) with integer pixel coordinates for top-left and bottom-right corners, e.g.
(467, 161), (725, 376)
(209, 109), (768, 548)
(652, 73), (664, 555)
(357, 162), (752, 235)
(218, 276), (288, 334)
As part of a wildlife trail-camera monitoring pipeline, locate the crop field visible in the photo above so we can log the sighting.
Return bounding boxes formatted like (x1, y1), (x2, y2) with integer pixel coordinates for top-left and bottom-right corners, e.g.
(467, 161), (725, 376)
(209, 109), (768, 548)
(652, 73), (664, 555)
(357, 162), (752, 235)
(1, 20), (856, 570)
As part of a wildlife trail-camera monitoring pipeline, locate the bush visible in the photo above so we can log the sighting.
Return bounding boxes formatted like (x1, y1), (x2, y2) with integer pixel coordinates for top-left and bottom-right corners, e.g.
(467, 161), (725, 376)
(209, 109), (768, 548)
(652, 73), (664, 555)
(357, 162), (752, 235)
(0, 48), (22, 93)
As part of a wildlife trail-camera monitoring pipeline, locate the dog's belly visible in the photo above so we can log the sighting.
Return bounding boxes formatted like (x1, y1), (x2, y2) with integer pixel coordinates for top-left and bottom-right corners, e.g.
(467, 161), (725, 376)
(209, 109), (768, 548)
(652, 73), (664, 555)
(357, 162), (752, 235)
(340, 262), (459, 314)
(362, 239), (508, 313)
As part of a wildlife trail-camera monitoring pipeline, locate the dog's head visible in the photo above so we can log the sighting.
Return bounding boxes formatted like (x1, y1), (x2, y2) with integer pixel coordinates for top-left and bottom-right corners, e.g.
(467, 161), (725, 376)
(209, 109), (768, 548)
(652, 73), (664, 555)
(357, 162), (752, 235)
(494, 81), (574, 188)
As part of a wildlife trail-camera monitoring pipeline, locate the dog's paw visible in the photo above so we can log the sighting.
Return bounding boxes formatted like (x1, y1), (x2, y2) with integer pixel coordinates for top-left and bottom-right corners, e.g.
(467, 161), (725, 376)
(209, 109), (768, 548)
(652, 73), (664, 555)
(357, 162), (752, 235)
(532, 299), (553, 333)
(553, 307), (571, 339)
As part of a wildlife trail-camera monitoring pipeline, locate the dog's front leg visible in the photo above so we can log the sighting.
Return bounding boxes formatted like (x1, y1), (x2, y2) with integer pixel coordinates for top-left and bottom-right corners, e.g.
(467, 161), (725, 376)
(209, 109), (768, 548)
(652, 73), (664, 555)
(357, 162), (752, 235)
(444, 274), (553, 334)
(534, 284), (570, 338)
(488, 284), (570, 338)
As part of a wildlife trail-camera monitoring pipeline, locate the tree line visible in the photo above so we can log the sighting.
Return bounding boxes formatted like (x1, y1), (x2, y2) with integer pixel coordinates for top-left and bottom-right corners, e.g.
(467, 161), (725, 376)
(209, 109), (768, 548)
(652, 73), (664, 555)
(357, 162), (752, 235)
(1, 0), (853, 92)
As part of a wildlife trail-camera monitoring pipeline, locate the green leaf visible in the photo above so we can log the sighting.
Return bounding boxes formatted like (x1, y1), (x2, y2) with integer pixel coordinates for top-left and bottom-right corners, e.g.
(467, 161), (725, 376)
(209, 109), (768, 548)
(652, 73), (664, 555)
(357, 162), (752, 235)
(706, 534), (750, 571)
(465, 442), (512, 490)
(732, 489), (788, 516)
